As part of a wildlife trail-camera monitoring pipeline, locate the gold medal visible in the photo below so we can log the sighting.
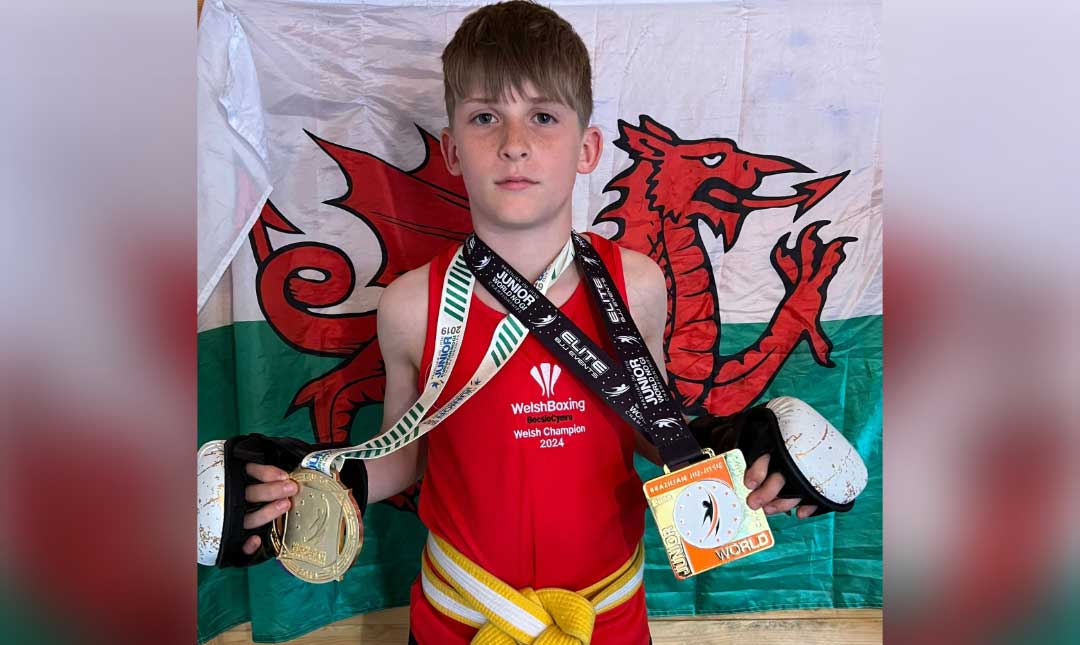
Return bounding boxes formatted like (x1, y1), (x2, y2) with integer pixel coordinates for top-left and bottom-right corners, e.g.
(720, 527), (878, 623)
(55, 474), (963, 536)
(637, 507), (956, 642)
(644, 449), (774, 579)
(270, 468), (363, 584)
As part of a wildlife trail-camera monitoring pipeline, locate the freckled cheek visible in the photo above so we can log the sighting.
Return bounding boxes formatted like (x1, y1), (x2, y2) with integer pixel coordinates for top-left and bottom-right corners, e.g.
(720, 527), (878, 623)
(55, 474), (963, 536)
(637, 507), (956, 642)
(455, 144), (497, 175)
(529, 134), (568, 152)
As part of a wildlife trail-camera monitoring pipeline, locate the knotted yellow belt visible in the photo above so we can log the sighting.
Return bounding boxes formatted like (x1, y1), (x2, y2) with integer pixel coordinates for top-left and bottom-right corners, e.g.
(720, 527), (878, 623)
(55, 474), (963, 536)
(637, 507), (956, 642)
(420, 534), (645, 645)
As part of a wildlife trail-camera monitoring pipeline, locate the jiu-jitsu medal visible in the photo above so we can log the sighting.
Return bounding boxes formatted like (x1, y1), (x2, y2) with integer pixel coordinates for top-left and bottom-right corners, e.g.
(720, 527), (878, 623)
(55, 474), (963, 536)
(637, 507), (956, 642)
(270, 468), (363, 584)
(644, 449), (774, 579)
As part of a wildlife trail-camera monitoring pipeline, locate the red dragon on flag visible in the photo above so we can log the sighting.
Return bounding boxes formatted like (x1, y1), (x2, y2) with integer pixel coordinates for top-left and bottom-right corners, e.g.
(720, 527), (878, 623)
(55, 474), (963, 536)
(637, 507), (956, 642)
(249, 116), (853, 453)
(595, 116), (852, 414)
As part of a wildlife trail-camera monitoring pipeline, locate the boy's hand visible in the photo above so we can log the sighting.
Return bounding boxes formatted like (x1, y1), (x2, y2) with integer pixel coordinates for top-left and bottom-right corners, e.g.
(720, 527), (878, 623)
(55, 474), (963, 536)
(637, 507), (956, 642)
(197, 433), (369, 569)
(241, 463), (298, 555)
(744, 453), (818, 519)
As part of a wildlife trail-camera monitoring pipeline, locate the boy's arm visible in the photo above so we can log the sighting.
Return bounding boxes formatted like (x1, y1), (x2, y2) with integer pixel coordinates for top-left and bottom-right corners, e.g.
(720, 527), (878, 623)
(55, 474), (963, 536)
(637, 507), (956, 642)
(362, 265), (430, 505)
(238, 266), (430, 556)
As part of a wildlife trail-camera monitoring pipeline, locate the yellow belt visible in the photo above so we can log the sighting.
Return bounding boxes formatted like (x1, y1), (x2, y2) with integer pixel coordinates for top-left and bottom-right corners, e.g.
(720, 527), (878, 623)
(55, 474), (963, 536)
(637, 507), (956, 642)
(420, 534), (645, 645)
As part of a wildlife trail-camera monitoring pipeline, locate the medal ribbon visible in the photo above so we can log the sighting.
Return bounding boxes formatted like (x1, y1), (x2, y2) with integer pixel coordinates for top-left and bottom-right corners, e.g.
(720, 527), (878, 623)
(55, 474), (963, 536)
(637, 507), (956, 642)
(463, 232), (705, 472)
(301, 238), (576, 475)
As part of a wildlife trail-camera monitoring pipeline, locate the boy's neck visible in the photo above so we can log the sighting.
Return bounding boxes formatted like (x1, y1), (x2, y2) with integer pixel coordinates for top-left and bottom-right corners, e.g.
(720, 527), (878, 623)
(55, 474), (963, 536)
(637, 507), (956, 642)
(471, 217), (575, 284)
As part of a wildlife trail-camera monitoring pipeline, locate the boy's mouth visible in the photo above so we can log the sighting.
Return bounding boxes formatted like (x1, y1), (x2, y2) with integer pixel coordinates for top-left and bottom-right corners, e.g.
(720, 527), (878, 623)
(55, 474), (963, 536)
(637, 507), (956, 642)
(495, 176), (538, 191)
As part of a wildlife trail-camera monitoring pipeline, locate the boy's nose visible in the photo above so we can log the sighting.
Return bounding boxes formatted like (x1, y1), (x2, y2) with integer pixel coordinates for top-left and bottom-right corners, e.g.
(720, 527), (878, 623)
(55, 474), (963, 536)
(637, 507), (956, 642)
(501, 147), (529, 160)
(499, 125), (530, 160)
(499, 142), (529, 160)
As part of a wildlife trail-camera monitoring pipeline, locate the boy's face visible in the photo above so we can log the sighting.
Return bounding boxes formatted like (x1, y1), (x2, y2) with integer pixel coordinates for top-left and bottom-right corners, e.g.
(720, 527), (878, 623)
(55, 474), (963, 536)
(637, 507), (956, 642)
(440, 81), (602, 232)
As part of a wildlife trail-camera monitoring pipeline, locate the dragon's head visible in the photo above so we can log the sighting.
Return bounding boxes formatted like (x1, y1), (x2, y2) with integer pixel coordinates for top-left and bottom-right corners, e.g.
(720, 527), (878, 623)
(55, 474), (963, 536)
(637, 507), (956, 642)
(606, 115), (845, 250)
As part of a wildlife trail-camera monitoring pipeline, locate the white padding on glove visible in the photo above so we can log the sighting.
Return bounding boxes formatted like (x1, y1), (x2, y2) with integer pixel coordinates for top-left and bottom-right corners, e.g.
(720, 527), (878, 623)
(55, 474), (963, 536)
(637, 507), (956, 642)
(197, 440), (227, 566)
(765, 396), (868, 505)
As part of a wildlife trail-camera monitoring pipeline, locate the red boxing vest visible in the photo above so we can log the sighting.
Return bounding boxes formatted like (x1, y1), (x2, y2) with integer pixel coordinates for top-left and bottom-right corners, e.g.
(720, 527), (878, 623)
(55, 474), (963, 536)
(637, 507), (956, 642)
(408, 232), (651, 644)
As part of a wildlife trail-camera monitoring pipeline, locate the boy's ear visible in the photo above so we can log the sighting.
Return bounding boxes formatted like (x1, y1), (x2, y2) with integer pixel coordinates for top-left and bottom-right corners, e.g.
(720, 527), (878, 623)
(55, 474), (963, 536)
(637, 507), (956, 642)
(440, 127), (462, 177)
(576, 125), (603, 174)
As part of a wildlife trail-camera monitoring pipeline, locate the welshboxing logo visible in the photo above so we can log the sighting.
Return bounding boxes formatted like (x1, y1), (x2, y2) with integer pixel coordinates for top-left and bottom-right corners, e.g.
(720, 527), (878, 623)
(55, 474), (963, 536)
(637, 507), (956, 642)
(530, 362), (562, 397)
(511, 363), (585, 416)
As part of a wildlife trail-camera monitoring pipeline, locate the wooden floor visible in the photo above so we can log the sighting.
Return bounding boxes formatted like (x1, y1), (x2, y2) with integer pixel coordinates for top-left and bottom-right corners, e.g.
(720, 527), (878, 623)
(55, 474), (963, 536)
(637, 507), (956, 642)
(207, 607), (882, 644)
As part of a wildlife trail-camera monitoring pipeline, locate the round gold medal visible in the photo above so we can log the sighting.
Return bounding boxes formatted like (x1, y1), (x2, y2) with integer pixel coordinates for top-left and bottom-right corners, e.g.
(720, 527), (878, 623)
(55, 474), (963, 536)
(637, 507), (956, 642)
(270, 468), (363, 584)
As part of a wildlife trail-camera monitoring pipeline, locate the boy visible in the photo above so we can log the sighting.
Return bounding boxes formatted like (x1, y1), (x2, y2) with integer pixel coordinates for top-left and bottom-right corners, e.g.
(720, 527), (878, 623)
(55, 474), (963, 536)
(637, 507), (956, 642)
(236, 2), (812, 643)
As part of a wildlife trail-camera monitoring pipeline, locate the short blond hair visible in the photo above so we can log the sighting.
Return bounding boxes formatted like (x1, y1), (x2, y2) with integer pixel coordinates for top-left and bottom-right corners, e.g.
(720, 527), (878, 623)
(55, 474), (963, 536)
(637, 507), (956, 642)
(441, 1), (593, 127)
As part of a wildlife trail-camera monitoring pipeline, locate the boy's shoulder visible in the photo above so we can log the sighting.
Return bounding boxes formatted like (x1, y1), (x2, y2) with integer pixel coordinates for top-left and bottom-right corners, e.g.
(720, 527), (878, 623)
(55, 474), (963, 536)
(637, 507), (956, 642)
(610, 241), (667, 340)
(610, 241), (664, 294)
(379, 261), (430, 310)
(588, 233), (660, 279)
(612, 243), (658, 275)
(377, 261), (432, 367)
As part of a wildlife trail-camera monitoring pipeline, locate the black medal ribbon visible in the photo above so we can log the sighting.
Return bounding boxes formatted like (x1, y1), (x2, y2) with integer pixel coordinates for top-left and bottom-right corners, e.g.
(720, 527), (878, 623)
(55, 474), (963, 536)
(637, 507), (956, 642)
(463, 232), (706, 472)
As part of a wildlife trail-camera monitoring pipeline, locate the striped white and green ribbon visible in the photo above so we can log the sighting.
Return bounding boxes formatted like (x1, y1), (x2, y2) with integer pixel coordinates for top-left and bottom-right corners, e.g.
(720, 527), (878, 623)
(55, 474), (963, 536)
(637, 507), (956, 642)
(301, 237), (575, 475)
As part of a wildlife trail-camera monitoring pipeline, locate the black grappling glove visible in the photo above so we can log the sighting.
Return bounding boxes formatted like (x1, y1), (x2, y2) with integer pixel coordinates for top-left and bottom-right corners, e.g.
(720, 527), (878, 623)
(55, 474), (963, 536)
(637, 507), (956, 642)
(200, 434), (368, 568)
(688, 397), (867, 516)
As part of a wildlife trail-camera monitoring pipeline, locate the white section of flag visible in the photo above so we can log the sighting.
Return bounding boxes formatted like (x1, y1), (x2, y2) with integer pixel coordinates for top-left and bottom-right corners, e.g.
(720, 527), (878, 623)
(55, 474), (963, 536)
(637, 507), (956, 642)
(197, 0), (881, 330)
(197, 0), (272, 313)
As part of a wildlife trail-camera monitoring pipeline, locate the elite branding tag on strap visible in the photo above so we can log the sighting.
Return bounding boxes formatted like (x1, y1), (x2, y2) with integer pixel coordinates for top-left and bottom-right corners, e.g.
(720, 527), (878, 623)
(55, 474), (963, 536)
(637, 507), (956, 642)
(463, 232), (773, 578)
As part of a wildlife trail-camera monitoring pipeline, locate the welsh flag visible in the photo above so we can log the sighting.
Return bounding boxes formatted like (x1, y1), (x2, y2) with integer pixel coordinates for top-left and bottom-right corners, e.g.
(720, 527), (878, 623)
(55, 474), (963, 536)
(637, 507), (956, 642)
(197, 0), (881, 641)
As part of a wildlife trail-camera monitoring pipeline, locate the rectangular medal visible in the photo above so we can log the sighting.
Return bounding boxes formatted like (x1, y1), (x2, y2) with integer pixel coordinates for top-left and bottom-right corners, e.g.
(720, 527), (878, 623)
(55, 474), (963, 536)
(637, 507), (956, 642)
(643, 449), (774, 579)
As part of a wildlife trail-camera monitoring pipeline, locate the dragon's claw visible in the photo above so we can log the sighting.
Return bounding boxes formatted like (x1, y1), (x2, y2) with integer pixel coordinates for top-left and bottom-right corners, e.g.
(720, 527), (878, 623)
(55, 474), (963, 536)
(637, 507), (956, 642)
(772, 232), (799, 286)
(747, 220), (854, 374)
(805, 325), (835, 368)
(288, 343), (386, 443)
(768, 221), (853, 367)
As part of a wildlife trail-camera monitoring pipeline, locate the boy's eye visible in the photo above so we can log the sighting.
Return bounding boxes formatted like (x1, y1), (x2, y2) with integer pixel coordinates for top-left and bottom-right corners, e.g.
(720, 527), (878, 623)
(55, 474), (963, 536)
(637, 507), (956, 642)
(534, 112), (556, 125)
(472, 113), (496, 125)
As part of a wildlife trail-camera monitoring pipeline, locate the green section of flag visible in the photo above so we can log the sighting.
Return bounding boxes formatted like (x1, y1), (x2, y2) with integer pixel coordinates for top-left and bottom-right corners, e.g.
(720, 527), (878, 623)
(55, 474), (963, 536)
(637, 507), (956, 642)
(197, 316), (880, 642)
(1, 583), (82, 645)
(197, 323), (425, 643)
